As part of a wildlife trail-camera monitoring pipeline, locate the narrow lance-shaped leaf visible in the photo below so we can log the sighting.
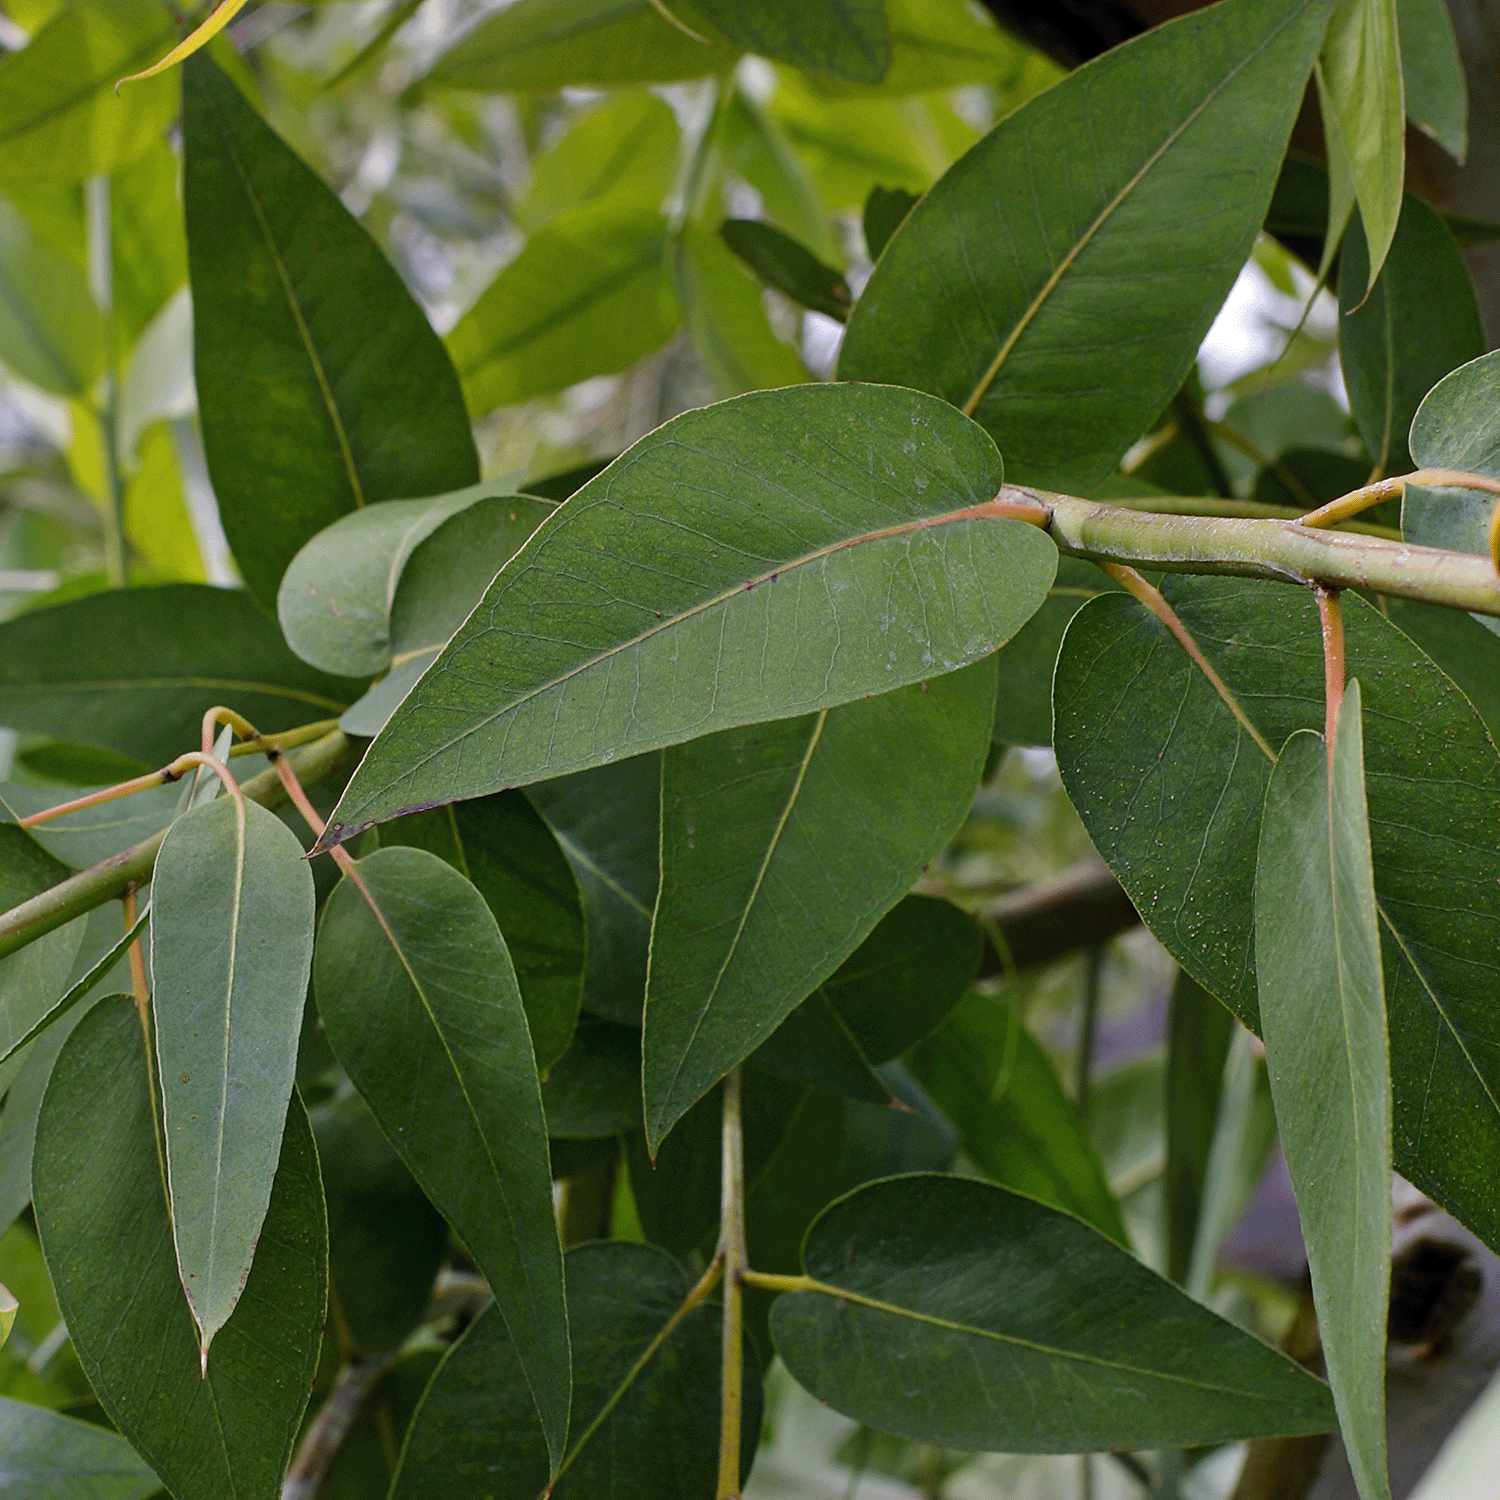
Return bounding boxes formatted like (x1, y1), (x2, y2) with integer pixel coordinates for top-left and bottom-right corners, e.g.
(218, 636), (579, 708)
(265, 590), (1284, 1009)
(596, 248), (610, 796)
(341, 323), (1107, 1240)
(677, 0), (890, 82)
(838, 0), (1333, 491)
(184, 54), (478, 605)
(150, 795), (316, 1362)
(770, 1174), (1337, 1453)
(313, 847), (571, 1471)
(0, 194), (102, 397)
(0, 1395), (162, 1500)
(1396, 0), (1466, 160)
(719, 218), (853, 322)
(1255, 686), (1392, 1500)
(644, 661), (996, 1151)
(321, 383), (1056, 847)
(34, 996), (326, 1500)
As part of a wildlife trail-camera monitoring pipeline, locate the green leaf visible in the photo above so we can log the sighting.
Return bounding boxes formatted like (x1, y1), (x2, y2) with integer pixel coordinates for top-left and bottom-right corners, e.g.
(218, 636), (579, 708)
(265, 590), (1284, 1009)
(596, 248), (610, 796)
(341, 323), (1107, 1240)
(719, 218), (852, 321)
(770, 1174), (1336, 1452)
(1396, 0), (1466, 159)
(313, 846), (570, 1469)
(1339, 192), (1483, 477)
(323, 384), (1056, 846)
(0, 0), (179, 185)
(0, 584), (360, 766)
(672, 222), (812, 396)
(392, 1240), (762, 1499)
(150, 795), (316, 1360)
(0, 1285), (12, 1347)
(0, 780), (179, 870)
(424, 0), (736, 91)
(0, 194), (102, 397)
(542, 1018), (643, 1137)
(1256, 685), (1392, 1500)
(518, 91), (680, 230)
(447, 202), (678, 415)
(907, 992), (1128, 1245)
(305, 1351), (440, 1500)
(184, 55), (479, 605)
(339, 493), (558, 738)
(862, 184), (917, 260)
(376, 790), (586, 1073)
(680, 0), (889, 82)
(33, 995), (326, 1500)
(1381, 596), (1500, 740)
(1053, 579), (1500, 1251)
(1163, 970), (1234, 1287)
(848, 0), (1047, 96)
(1320, 0), (1405, 291)
(0, 1395), (161, 1500)
(838, 0), (1332, 492)
(643, 662), (995, 1150)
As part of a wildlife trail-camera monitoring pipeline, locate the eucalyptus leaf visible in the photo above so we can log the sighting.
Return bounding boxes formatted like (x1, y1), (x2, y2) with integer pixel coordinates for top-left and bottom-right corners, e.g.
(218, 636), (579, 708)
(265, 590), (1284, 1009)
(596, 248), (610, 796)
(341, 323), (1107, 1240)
(151, 795), (316, 1360)
(542, 1019), (642, 1138)
(0, 1284), (12, 1346)
(313, 846), (570, 1470)
(0, 584), (360, 766)
(679, 0), (888, 82)
(1256, 687), (1391, 1500)
(392, 1240), (761, 1499)
(1397, 0), (1466, 159)
(323, 384), (1056, 846)
(719, 218), (852, 321)
(770, 1174), (1337, 1452)
(184, 54), (479, 605)
(838, 0), (1331, 491)
(0, 1395), (161, 1500)
(34, 996), (326, 1500)
(0, 195), (102, 397)
(862, 185), (918, 260)
(644, 662), (995, 1150)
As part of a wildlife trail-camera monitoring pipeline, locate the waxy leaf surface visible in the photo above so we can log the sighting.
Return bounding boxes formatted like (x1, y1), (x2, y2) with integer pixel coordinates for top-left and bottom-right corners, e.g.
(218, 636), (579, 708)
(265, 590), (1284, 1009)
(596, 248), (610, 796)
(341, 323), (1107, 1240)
(770, 1174), (1335, 1452)
(313, 847), (570, 1469)
(1256, 691), (1392, 1500)
(644, 662), (995, 1149)
(151, 796), (316, 1358)
(184, 55), (478, 605)
(34, 996), (325, 1500)
(838, 0), (1331, 491)
(0, 1396), (160, 1500)
(325, 384), (1055, 845)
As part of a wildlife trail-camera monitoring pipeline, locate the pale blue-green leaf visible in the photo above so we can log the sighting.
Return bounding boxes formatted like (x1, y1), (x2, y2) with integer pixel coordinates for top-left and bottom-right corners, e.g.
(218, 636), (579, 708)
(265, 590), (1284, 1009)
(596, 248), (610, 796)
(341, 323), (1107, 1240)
(0, 780), (180, 870)
(322, 384), (1055, 846)
(1255, 686), (1391, 1500)
(151, 796), (316, 1361)
(644, 661), (995, 1150)
(0, 1395), (161, 1500)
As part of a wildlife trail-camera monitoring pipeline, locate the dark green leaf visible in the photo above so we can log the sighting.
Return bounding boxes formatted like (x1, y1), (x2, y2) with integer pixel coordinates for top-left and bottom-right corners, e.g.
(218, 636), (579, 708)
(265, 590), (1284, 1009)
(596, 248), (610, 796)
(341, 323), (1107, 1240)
(1252, 447), (1371, 513)
(0, 0), (178, 185)
(838, 0), (1331, 491)
(1053, 579), (1500, 1250)
(392, 1240), (761, 1499)
(151, 795), (316, 1358)
(324, 384), (1055, 845)
(1397, 0), (1466, 158)
(681, 0), (889, 82)
(311, 1350), (441, 1500)
(719, 218), (852, 321)
(1381, 597), (1500, 739)
(542, 1019), (642, 1137)
(0, 194), (101, 397)
(0, 584), (360, 765)
(376, 790), (586, 1073)
(425, 0), (736, 91)
(907, 991), (1127, 1244)
(447, 203), (678, 414)
(313, 846), (570, 1469)
(771, 1174), (1336, 1452)
(1256, 688), (1391, 1500)
(644, 663), (995, 1149)
(184, 55), (479, 605)
(0, 1395), (160, 1500)
(34, 995), (326, 1500)
(862, 184), (918, 259)
(1340, 193), (1483, 477)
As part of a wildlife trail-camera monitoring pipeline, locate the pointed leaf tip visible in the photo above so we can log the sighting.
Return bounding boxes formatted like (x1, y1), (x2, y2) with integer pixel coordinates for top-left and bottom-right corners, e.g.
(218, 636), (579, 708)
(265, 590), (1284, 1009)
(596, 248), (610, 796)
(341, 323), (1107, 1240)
(117, 0), (252, 91)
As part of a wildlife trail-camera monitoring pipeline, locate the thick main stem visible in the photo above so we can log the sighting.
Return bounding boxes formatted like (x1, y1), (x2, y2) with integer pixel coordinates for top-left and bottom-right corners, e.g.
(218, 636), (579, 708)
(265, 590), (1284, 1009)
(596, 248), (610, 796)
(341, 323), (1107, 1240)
(717, 1067), (747, 1500)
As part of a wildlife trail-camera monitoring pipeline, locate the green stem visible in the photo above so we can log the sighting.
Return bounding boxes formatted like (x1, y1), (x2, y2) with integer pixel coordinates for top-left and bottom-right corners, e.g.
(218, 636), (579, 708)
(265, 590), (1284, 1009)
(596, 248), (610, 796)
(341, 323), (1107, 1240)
(0, 729), (348, 959)
(86, 175), (125, 588)
(717, 1067), (746, 1500)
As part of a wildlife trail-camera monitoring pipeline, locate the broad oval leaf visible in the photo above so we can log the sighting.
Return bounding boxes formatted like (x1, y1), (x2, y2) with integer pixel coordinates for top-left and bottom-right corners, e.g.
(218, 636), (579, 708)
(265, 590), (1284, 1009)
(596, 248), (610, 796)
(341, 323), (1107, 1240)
(184, 54), (479, 606)
(1339, 192), (1483, 478)
(1053, 578), (1500, 1252)
(1256, 689), (1392, 1500)
(323, 383), (1056, 846)
(0, 1395), (161, 1500)
(151, 795), (316, 1359)
(33, 995), (326, 1500)
(0, 0), (178, 185)
(447, 202), (678, 415)
(838, 0), (1331, 492)
(771, 1173), (1336, 1452)
(0, 195), (102, 398)
(313, 846), (570, 1470)
(0, 584), (360, 766)
(392, 1239), (762, 1499)
(643, 661), (995, 1150)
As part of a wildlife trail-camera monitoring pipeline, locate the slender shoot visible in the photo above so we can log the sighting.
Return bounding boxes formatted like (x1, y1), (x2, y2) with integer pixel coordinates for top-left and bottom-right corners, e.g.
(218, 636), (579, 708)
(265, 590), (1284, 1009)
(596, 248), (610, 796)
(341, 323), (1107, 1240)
(1299, 467), (1500, 531)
